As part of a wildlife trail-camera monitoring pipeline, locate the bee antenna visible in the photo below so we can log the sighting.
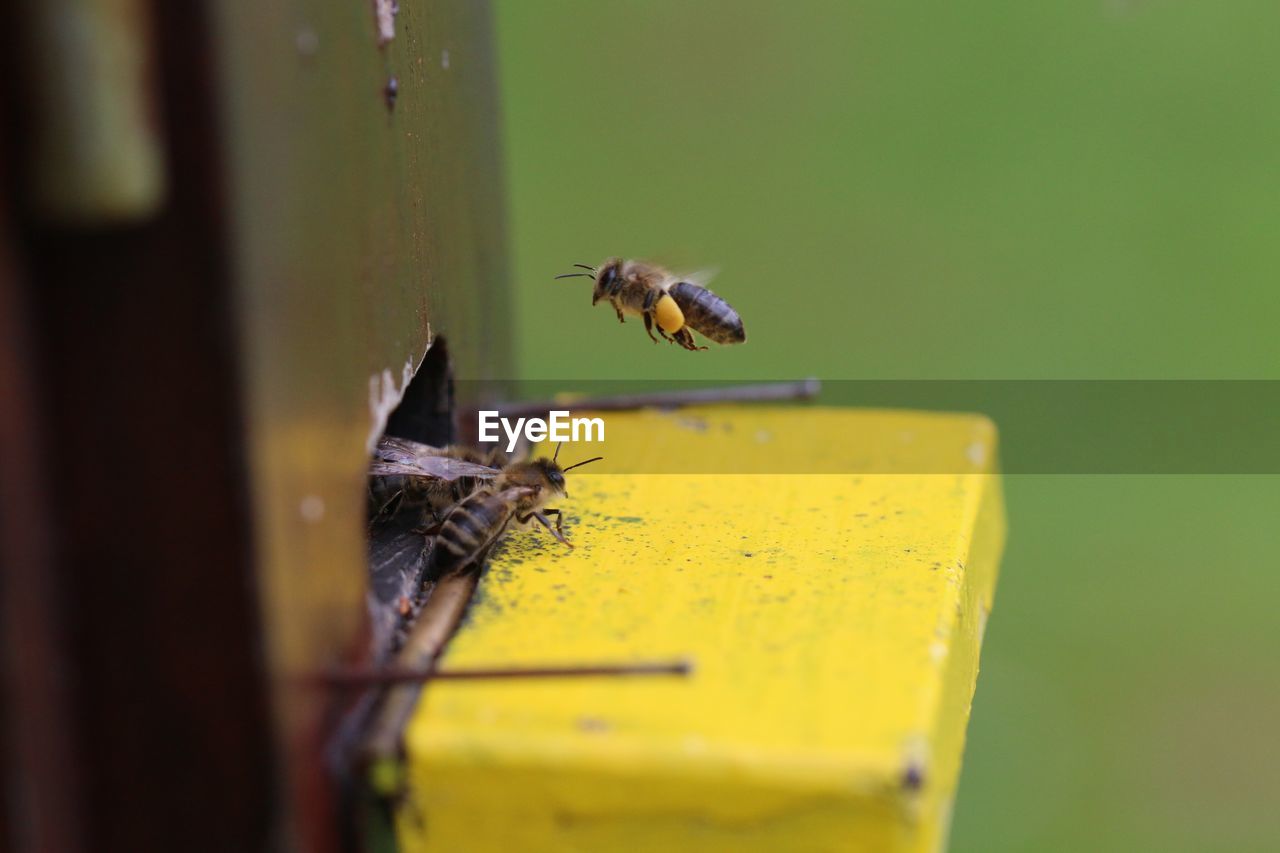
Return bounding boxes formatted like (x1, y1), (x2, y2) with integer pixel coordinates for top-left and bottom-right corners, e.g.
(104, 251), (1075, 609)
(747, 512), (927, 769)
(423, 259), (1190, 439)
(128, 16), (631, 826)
(553, 441), (563, 463)
(561, 456), (604, 473)
(554, 273), (593, 280)
(573, 264), (596, 272)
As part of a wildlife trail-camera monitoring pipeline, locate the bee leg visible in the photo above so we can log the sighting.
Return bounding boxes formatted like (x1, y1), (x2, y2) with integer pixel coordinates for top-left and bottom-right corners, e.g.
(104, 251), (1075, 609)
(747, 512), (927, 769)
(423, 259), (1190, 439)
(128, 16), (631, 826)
(641, 290), (663, 343)
(444, 541), (497, 581)
(642, 312), (660, 343)
(412, 505), (446, 535)
(520, 510), (573, 548)
(639, 291), (661, 342)
(673, 328), (707, 351)
(543, 508), (566, 536)
(615, 307), (625, 323)
(371, 488), (404, 523)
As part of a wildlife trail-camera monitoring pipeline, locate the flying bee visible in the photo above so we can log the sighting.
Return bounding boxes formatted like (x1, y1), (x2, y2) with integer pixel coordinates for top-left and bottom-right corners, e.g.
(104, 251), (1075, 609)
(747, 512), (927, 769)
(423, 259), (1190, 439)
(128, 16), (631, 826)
(368, 437), (603, 578)
(555, 258), (746, 351)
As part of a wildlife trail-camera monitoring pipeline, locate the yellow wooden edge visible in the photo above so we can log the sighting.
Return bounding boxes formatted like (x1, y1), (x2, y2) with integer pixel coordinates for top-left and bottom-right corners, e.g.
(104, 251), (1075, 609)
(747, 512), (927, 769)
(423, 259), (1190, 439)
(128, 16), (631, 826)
(395, 406), (1005, 852)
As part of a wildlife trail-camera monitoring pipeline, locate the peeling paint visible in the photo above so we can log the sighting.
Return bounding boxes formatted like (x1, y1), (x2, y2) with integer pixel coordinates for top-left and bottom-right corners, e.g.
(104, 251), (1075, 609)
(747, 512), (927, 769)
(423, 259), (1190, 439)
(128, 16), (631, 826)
(366, 337), (430, 453)
(966, 441), (987, 467)
(373, 0), (398, 46)
(295, 27), (319, 57)
(384, 76), (399, 111)
(299, 494), (325, 523)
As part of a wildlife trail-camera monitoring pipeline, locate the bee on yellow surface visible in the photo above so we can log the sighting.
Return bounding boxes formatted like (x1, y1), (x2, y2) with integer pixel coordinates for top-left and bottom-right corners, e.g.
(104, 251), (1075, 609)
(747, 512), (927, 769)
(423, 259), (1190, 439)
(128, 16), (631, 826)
(369, 437), (603, 578)
(556, 258), (746, 351)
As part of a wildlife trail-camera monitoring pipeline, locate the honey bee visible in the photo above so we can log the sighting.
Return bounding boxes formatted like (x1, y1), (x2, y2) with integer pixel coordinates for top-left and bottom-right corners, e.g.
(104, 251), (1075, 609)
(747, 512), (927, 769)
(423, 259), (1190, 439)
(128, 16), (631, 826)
(555, 258), (746, 351)
(368, 437), (603, 578)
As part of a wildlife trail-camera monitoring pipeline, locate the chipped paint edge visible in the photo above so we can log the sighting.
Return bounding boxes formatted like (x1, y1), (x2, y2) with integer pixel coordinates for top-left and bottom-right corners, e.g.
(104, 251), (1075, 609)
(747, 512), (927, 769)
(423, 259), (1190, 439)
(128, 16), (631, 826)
(366, 332), (431, 454)
(373, 0), (398, 46)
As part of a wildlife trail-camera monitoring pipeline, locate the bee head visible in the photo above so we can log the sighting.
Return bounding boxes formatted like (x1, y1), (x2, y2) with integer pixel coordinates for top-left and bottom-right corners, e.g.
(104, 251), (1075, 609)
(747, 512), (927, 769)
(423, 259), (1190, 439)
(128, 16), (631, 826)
(524, 457), (567, 494)
(592, 258), (622, 305)
(517, 444), (604, 500)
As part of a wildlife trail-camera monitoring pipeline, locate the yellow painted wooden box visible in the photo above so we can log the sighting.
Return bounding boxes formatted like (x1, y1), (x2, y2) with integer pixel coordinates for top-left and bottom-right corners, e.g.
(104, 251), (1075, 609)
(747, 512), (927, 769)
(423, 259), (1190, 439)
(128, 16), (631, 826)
(395, 406), (1005, 851)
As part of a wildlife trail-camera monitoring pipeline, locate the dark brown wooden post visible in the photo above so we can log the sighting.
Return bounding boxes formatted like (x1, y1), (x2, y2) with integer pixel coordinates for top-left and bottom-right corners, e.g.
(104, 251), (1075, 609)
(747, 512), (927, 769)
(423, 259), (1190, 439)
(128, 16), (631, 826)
(1, 2), (510, 850)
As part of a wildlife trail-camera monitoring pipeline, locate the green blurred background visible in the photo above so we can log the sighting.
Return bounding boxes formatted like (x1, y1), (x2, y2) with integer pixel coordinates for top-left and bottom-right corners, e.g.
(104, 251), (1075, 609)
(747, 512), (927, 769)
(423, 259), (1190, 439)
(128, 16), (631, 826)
(494, 2), (1280, 850)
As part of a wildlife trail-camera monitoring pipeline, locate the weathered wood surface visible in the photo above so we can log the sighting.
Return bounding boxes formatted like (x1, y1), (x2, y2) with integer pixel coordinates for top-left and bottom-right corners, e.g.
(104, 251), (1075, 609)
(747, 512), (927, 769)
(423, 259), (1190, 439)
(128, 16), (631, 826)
(215, 0), (512, 845)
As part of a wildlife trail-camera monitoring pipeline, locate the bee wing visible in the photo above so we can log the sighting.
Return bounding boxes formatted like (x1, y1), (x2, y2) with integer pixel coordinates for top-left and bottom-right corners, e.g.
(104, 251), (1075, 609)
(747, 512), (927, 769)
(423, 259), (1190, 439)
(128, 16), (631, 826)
(368, 457), (499, 480)
(373, 435), (445, 463)
(370, 436), (499, 481)
(671, 267), (719, 290)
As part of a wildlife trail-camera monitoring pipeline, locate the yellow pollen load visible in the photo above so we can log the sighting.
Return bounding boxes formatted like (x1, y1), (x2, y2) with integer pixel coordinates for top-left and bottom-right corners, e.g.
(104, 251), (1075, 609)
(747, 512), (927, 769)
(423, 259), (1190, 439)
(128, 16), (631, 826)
(654, 293), (685, 333)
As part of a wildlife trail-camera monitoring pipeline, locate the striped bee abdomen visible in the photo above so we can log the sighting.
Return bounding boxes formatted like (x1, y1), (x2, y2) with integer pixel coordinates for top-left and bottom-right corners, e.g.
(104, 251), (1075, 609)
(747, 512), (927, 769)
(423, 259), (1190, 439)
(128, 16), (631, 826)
(429, 491), (513, 578)
(669, 282), (746, 344)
